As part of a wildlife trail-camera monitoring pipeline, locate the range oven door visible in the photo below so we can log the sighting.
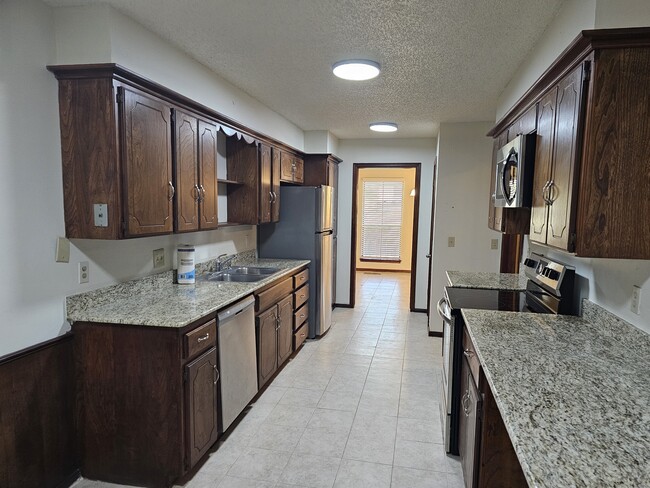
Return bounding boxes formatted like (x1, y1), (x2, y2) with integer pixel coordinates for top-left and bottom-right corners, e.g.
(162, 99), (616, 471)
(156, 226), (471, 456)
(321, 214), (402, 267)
(438, 296), (457, 454)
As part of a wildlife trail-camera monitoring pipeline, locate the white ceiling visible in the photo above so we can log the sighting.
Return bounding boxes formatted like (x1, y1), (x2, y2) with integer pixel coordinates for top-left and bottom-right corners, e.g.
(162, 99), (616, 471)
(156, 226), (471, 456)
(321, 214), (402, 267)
(46, 0), (565, 139)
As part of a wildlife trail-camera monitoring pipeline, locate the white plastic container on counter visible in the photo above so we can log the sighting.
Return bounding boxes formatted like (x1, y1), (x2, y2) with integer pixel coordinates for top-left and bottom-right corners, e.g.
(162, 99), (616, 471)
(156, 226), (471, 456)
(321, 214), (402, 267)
(177, 245), (196, 284)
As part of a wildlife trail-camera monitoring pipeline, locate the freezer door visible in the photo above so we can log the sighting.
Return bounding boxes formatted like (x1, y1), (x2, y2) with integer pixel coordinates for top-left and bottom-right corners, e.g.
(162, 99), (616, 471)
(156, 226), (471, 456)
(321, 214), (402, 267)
(318, 232), (333, 335)
(317, 186), (333, 232)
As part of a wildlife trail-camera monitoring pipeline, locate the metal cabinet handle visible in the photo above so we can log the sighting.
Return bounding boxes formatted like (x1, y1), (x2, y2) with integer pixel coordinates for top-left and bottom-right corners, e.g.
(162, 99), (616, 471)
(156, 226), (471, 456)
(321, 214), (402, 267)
(273, 191), (277, 202)
(193, 184), (200, 202)
(547, 180), (556, 204)
(213, 365), (220, 385)
(542, 180), (552, 205)
(269, 191), (275, 203)
(300, 294), (305, 298)
(300, 314), (305, 318)
(426, 254), (431, 258)
(168, 181), (175, 201)
(197, 333), (210, 342)
(300, 332), (306, 338)
(299, 276), (305, 281)
(199, 184), (206, 202)
(463, 350), (474, 359)
(462, 389), (471, 416)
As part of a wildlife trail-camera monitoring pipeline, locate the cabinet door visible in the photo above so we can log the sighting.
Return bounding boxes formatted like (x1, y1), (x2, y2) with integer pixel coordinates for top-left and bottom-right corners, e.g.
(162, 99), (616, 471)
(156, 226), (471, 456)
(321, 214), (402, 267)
(175, 110), (199, 233)
(547, 65), (584, 251)
(259, 143), (272, 224)
(488, 132), (508, 231)
(185, 347), (219, 469)
(257, 307), (278, 388)
(458, 357), (481, 488)
(280, 151), (294, 182)
(276, 295), (294, 367)
(530, 87), (557, 244)
(293, 156), (304, 184)
(198, 120), (219, 230)
(271, 147), (281, 222)
(122, 87), (174, 236)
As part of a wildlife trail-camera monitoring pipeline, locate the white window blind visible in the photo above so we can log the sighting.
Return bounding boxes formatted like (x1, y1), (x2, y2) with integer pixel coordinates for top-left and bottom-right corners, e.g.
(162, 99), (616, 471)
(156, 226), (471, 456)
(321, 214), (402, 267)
(361, 181), (404, 261)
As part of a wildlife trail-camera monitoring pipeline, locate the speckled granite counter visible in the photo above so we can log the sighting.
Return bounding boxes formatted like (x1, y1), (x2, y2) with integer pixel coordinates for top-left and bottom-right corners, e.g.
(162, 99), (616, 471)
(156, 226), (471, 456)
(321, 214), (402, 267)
(461, 302), (650, 488)
(446, 270), (528, 290)
(66, 255), (309, 328)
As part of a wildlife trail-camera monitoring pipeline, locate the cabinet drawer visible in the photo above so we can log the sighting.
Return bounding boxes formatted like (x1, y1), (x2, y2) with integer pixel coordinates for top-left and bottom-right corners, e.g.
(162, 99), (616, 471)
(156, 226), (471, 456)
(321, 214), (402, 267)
(294, 303), (308, 331)
(294, 283), (309, 309)
(462, 328), (480, 387)
(184, 319), (217, 359)
(293, 269), (309, 289)
(293, 322), (308, 350)
(256, 277), (293, 313)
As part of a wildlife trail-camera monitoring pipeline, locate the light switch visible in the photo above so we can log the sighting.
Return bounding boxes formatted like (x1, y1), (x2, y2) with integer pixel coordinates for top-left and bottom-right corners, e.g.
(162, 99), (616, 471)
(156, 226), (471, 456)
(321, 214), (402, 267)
(448, 236), (455, 248)
(94, 203), (108, 227)
(55, 237), (70, 263)
(491, 239), (499, 250)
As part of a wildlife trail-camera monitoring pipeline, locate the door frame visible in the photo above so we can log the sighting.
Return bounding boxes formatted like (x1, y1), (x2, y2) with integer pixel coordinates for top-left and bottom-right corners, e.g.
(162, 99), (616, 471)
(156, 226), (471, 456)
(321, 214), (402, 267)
(426, 158), (437, 320)
(349, 163), (422, 311)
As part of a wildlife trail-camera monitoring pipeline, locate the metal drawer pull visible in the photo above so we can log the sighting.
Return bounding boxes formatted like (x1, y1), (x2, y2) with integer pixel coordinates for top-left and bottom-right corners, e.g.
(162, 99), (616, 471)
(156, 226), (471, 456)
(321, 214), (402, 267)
(300, 294), (305, 299)
(462, 390), (471, 416)
(168, 181), (175, 201)
(269, 191), (274, 203)
(193, 184), (200, 201)
(300, 276), (305, 280)
(197, 333), (210, 342)
(300, 314), (305, 318)
(199, 185), (206, 202)
(300, 332), (305, 337)
(213, 365), (220, 385)
(463, 350), (474, 359)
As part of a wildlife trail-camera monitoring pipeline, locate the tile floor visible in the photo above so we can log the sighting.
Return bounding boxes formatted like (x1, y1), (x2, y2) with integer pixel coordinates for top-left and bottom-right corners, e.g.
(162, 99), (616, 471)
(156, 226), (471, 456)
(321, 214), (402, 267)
(73, 271), (463, 488)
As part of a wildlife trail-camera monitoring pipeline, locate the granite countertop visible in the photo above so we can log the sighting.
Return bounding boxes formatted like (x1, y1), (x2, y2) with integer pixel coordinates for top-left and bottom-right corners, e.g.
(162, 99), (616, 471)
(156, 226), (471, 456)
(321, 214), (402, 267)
(66, 254), (309, 328)
(446, 270), (528, 290)
(461, 302), (650, 488)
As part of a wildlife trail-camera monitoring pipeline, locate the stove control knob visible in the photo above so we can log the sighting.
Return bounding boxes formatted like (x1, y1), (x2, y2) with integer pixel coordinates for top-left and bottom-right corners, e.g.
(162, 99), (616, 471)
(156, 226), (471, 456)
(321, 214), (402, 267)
(546, 269), (560, 280)
(523, 258), (537, 268)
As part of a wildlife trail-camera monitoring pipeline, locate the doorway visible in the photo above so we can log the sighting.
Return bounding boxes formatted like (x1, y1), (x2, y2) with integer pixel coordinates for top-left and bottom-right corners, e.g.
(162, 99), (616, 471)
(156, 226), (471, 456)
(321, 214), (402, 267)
(349, 163), (421, 311)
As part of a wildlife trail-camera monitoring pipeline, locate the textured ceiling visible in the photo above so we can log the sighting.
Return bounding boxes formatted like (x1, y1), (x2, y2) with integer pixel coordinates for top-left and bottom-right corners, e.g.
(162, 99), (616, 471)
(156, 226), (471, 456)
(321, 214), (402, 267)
(46, 0), (565, 139)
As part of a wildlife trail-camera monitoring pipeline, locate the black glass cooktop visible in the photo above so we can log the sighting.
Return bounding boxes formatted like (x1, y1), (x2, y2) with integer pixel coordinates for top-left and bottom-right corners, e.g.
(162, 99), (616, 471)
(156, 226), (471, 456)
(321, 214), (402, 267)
(445, 287), (527, 312)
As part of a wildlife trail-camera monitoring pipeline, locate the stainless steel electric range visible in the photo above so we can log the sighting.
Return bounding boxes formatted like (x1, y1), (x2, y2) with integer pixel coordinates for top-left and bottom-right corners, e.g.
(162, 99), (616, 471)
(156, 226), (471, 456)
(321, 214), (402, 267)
(439, 253), (576, 454)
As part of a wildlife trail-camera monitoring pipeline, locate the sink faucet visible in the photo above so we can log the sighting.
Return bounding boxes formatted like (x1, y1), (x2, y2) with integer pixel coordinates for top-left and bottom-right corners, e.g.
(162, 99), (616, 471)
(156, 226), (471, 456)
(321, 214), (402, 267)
(216, 253), (236, 272)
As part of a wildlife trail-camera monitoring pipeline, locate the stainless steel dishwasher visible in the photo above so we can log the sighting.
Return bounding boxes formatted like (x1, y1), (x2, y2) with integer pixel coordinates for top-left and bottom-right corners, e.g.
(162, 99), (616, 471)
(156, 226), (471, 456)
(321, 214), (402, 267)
(217, 295), (258, 432)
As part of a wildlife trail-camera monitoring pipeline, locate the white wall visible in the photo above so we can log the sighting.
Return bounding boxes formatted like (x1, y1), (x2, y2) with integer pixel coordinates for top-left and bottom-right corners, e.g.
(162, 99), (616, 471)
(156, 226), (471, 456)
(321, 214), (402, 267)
(429, 123), (501, 316)
(0, 0), (302, 356)
(53, 5), (305, 151)
(496, 0), (650, 333)
(335, 138), (437, 309)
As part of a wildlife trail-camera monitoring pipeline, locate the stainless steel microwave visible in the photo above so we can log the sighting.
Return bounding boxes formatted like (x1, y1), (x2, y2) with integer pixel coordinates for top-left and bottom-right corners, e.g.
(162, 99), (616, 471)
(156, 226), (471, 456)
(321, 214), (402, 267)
(493, 134), (536, 208)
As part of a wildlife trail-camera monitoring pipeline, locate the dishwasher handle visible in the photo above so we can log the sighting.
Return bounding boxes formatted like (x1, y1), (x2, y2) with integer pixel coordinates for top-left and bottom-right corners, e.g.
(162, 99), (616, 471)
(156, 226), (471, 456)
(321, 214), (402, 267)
(218, 295), (255, 324)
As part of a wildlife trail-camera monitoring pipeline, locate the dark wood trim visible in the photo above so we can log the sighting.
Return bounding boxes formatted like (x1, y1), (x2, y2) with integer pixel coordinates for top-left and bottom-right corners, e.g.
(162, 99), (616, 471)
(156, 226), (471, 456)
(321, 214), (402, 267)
(487, 27), (650, 137)
(350, 163), (422, 311)
(499, 234), (523, 273)
(0, 334), (78, 488)
(412, 308), (427, 314)
(333, 303), (354, 308)
(426, 159), (437, 319)
(428, 330), (443, 338)
(47, 63), (303, 158)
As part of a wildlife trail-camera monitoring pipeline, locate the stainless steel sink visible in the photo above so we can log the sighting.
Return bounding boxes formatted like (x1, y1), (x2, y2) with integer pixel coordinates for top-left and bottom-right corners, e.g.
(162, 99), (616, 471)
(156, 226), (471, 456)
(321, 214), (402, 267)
(201, 266), (280, 283)
(228, 266), (280, 275)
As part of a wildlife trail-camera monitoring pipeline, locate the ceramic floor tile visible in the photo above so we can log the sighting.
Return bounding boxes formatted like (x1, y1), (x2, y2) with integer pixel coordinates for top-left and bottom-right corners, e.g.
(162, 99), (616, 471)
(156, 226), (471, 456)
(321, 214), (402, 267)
(398, 396), (439, 420)
(342, 435), (395, 465)
(216, 476), (275, 488)
(317, 389), (362, 412)
(332, 459), (393, 488)
(265, 403), (316, 428)
(252, 386), (288, 406)
(357, 392), (399, 417)
(249, 422), (304, 452)
(296, 426), (350, 458)
(278, 387), (324, 408)
(397, 417), (443, 444)
(278, 453), (341, 488)
(226, 447), (291, 482)
(393, 439), (449, 472)
(307, 408), (356, 434)
(391, 466), (449, 488)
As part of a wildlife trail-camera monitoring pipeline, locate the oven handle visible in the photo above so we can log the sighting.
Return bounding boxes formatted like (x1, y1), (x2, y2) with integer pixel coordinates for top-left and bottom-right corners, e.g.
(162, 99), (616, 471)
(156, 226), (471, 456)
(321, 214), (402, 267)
(437, 297), (452, 322)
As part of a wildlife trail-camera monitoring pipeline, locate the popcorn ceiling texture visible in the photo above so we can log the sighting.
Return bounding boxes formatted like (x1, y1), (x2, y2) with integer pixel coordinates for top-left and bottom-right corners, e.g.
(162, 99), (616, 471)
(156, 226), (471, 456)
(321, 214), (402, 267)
(45, 0), (564, 138)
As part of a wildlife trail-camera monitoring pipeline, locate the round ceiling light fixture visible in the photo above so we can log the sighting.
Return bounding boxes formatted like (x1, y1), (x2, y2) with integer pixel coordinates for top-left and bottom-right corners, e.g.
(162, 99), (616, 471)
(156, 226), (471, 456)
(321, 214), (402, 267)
(332, 59), (380, 81)
(369, 122), (398, 133)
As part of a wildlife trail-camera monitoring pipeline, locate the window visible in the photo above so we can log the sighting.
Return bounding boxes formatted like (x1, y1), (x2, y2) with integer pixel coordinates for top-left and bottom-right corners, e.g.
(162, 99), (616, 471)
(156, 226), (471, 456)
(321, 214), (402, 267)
(360, 181), (404, 261)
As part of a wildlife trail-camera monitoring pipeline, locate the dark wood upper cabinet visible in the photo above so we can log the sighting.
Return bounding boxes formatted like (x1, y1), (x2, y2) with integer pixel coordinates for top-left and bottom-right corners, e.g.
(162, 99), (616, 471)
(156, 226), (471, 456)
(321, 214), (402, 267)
(489, 28), (650, 258)
(185, 347), (219, 468)
(260, 143), (273, 223)
(175, 110), (200, 232)
(121, 87), (174, 237)
(198, 120), (219, 230)
(271, 147), (281, 222)
(280, 151), (304, 184)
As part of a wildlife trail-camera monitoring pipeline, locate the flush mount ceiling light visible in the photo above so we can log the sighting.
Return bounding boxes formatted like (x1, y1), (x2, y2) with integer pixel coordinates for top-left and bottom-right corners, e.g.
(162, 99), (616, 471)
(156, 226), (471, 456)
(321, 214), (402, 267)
(332, 60), (380, 81)
(369, 122), (398, 133)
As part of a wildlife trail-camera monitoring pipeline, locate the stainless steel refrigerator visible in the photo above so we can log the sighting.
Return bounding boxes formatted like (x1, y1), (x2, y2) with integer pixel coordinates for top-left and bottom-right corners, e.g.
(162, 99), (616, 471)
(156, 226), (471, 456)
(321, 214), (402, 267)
(258, 185), (333, 338)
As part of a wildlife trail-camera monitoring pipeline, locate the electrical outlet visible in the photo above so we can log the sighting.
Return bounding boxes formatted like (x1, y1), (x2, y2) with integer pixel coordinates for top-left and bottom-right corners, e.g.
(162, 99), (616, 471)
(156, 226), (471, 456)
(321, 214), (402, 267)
(55, 237), (70, 263)
(153, 248), (165, 268)
(631, 285), (641, 314)
(448, 236), (455, 248)
(491, 239), (499, 250)
(78, 261), (89, 284)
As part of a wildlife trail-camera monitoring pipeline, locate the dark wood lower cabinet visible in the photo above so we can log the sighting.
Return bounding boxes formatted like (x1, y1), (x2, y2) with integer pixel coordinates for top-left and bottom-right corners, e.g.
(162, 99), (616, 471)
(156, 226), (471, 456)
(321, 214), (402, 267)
(185, 347), (219, 468)
(257, 306), (279, 389)
(73, 318), (220, 487)
(276, 295), (294, 365)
